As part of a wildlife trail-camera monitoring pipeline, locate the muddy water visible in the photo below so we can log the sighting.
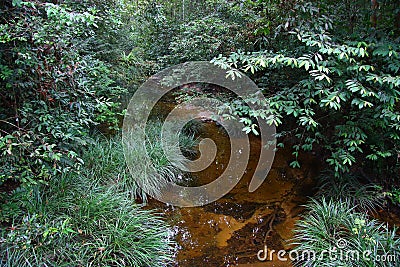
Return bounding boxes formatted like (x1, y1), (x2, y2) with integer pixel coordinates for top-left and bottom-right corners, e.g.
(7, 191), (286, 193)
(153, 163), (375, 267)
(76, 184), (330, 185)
(149, 101), (320, 266)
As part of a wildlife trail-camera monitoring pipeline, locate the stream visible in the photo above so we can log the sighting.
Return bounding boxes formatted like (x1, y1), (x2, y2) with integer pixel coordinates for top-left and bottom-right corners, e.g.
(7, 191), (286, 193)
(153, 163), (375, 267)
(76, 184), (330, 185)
(148, 99), (321, 266)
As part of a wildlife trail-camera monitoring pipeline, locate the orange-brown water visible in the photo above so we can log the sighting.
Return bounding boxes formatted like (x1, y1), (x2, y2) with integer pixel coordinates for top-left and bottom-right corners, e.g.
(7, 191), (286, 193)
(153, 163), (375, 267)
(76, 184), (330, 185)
(148, 113), (320, 266)
(147, 95), (400, 266)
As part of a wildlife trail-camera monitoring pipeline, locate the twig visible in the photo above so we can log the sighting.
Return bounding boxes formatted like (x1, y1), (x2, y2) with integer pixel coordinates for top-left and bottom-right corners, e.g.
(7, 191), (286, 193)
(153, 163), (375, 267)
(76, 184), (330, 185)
(263, 209), (277, 243)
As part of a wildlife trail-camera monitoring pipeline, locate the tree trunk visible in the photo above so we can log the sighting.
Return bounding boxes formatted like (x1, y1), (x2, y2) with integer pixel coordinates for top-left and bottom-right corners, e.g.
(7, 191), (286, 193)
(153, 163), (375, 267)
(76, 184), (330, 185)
(370, 0), (379, 28)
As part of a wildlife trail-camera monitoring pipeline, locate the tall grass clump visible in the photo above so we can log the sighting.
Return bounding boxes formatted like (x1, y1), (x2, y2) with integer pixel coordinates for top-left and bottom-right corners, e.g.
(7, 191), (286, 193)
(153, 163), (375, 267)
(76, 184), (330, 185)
(123, 121), (198, 198)
(317, 171), (384, 212)
(81, 133), (145, 200)
(292, 198), (400, 267)
(82, 120), (198, 200)
(0, 134), (177, 266)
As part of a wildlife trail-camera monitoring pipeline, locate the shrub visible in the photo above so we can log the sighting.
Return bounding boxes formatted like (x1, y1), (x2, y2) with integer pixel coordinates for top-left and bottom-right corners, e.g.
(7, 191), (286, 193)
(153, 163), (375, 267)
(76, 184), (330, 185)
(0, 0), (126, 188)
(211, 1), (400, 177)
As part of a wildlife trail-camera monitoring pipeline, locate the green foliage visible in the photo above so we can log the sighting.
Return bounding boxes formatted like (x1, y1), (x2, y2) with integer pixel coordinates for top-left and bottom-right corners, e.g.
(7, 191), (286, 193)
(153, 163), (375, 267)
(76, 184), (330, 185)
(317, 171), (384, 212)
(0, 150), (176, 266)
(0, 0), (127, 187)
(79, 134), (142, 199)
(129, 0), (257, 68)
(168, 16), (240, 62)
(212, 1), (400, 176)
(0, 186), (42, 223)
(293, 198), (400, 267)
(385, 187), (400, 205)
(166, 3), (256, 64)
(123, 121), (198, 198)
(79, 128), (197, 202)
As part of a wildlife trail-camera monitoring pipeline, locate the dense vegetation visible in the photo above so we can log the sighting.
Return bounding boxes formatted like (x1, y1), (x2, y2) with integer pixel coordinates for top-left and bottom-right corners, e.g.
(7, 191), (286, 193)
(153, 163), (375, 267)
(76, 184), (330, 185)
(0, 0), (178, 265)
(1, 0), (400, 266)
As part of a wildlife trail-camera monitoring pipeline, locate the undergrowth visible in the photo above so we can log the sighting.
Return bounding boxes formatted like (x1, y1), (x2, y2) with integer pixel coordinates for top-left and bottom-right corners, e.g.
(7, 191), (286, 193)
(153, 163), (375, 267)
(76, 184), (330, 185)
(0, 131), (181, 267)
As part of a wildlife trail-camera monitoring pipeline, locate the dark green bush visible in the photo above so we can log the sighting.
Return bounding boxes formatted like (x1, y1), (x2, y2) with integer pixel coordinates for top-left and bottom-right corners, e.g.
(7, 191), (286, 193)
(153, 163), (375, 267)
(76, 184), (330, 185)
(0, 0), (126, 187)
(212, 1), (400, 177)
